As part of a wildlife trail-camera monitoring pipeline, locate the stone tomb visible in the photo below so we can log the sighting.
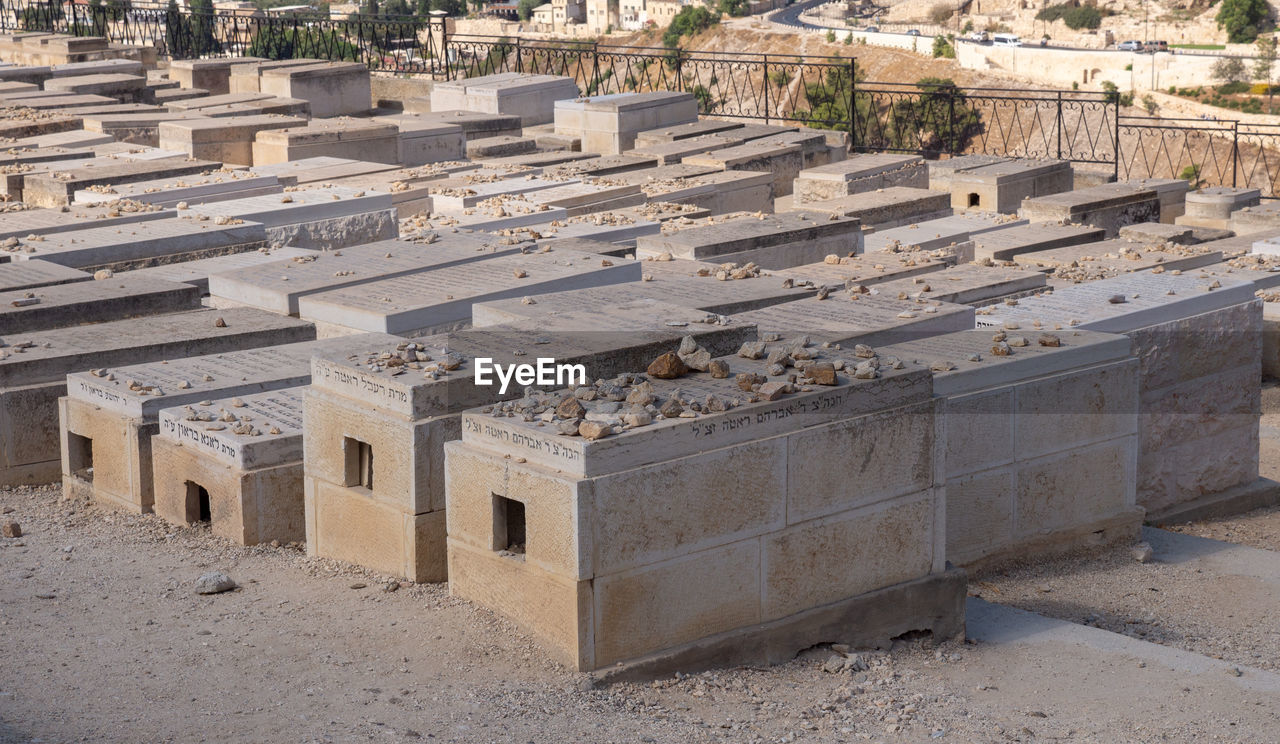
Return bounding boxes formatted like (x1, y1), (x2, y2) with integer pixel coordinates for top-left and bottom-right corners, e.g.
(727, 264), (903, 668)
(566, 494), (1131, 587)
(118, 247), (314, 294)
(975, 272), (1264, 519)
(1177, 186), (1262, 231)
(634, 213), (863, 270)
(1125, 178), (1190, 223)
(370, 115), (466, 167)
(81, 112), (213, 147)
(787, 187), (952, 230)
(43, 73), (150, 104)
(1228, 202), (1280, 235)
(0, 259), (89, 291)
(0, 201), (171, 242)
(1018, 184), (1161, 238)
(425, 176), (573, 215)
(208, 236), (524, 315)
(187, 188), (396, 251)
(429, 73), (580, 126)
(60, 331), (400, 513)
(168, 58), (264, 97)
(792, 154), (928, 203)
(633, 170), (775, 216)
(730, 293), (975, 348)
(863, 213), (1025, 255)
(158, 115), (306, 167)
(258, 62), (371, 119)
(926, 154), (1009, 191)
(876, 328), (1142, 569)
(388, 110), (522, 141)
(683, 139), (804, 198)
(950, 159), (1073, 214)
(445, 350), (962, 674)
(247, 156), (400, 186)
(868, 264), (1047, 305)
(302, 321), (760, 581)
(0, 307), (310, 487)
(21, 155), (222, 207)
(228, 59), (323, 95)
(252, 118), (400, 166)
(152, 386), (306, 545)
(295, 249), (640, 336)
(1011, 239), (1222, 283)
(772, 252), (951, 289)
(554, 93), (698, 155)
(8, 218), (268, 272)
(970, 223), (1106, 263)
(0, 275), (200, 333)
(73, 171), (284, 209)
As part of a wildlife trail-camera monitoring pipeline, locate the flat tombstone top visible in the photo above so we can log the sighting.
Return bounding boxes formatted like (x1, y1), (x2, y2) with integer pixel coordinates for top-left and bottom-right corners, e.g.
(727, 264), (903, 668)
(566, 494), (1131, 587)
(596, 163), (721, 186)
(0, 306), (313, 388)
(868, 263), (1047, 304)
(634, 119), (746, 142)
(119, 246), (313, 288)
(457, 349), (932, 478)
(973, 271), (1256, 333)
(1124, 177), (1190, 197)
(952, 158), (1070, 181)
(640, 212), (862, 256)
(46, 73), (145, 87)
(773, 253), (950, 287)
(260, 61), (367, 79)
(930, 154), (1010, 175)
(865, 213), (1024, 253)
(0, 274), (195, 324)
(8, 218), (266, 265)
(581, 91), (693, 112)
(1022, 183), (1157, 211)
(1189, 186), (1262, 203)
(65, 332), (399, 419)
(1188, 255), (1280, 291)
(876, 328), (1131, 396)
(208, 236), (522, 314)
(800, 153), (924, 181)
(791, 187), (948, 216)
(157, 386), (304, 469)
(1012, 239), (1222, 281)
(167, 92), (273, 110)
(0, 203), (172, 241)
(74, 171), (282, 205)
(256, 118), (399, 145)
(0, 258), (89, 291)
(731, 293), (974, 346)
(971, 222), (1106, 261)
(187, 187), (392, 225)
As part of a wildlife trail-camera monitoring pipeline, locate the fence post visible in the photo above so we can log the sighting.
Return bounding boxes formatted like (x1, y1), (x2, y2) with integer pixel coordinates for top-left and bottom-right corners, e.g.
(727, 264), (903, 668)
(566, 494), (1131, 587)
(1113, 94), (1120, 180)
(762, 54), (769, 125)
(515, 36), (522, 74)
(674, 46), (684, 93)
(848, 57), (856, 152)
(1232, 121), (1240, 188)
(1056, 91), (1063, 161)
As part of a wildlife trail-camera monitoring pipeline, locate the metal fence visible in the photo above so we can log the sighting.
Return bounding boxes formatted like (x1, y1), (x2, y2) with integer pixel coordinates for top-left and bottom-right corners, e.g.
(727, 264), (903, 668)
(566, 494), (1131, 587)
(3, 1), (1280, 196)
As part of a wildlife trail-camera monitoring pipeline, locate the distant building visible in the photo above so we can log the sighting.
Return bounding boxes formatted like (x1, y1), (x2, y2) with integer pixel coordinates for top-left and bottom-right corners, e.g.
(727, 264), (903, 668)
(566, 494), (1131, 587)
(584, 0), (617, 32)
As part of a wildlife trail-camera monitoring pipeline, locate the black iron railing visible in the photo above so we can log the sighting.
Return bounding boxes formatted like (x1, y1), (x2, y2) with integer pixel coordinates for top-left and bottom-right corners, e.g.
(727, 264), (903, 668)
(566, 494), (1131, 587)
(3, 1), (1280, 195)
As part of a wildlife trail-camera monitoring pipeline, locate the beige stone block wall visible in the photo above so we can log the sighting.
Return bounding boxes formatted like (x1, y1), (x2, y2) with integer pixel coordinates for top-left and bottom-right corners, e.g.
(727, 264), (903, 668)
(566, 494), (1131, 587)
(152, 437), (304, 545)
(58, 396), (154, 513)
(1130, 301), (1263, 513)
(0, 381), (65, 486)
(304, 478), (445, 582)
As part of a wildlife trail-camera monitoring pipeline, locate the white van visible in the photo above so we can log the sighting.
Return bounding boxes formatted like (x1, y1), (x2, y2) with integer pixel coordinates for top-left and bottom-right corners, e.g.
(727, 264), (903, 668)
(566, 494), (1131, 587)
(992, 33), (1022, 47)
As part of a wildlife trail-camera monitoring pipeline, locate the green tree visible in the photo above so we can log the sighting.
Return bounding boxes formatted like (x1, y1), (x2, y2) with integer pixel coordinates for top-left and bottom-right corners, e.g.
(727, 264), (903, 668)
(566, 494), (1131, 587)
(932, 34), (955, 58)
(1211, 56), (1248, 84)
(187, 0), (220, 56)
(516, 0), (538, 20)
(248, 24), (361, 60)
(662, 5), (714, 47)
(717, 0), (749, 17)
(1255, 36), (1278, 111)
(1216, 0), (1269, 43)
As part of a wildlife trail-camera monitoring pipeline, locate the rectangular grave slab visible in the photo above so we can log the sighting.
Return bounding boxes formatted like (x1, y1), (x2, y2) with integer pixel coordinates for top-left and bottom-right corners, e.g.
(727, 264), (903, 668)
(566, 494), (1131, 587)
(635, 212), (862, 269)
(971, 222), (1106, 263)
(445, 348), (960, 672)
(208, 236), (521, 315)
(371, 115), (465, 166)
(9, 217), (268, 271)
(634, 169), (775, 215)
(683, 139), (803, 198)
(877, 328), (1141, 568)
(0, 113), (82, 141)
(0, 306), (312, 488)
(974, 272), (1262, 517)
(297, 249), (639, 336)
(152, 386), (305, 544)
(9, 128), (114, 149)
(625, 133), (746, 166)
(387, 109), (522, 140)
(252, 118), (399, 166)
(118, 246), (314, 294)
(1177, 186), (1262, 231)
(1019, 184), (1161, 238)
(187, 188), (396, 251)
(0, 275), (200, 333)
(158, 115), (306, 167)
(21, 155), (221, 207)
(425, 176), (573, 215)
(555, 92), (698, 155)
(1116, 222), (1199, 246)
(247, 156), (400, 186)
(772, 252), (952, 289)
(74, 171), (283, 209)
(44, 73), (149, 104)
(632, 119), (754, 145)
(1126, 177), (1189, 223)
(258, 62), (371, 118)
(431, 73), (580, 126)
(864, 213), (1026, 255)
(793, 154), (928, 203)
(1011, 239), (1222, 282)
(1229, 201), (1280, 235)
(169, 58), (263, 97)
(730, 293), (974, 347)
(0, 202), (171, 242)
(48, 59), (142, 78)
(927, 154), (1009, 191)
(951, 159), (1073, 214)
(81, 111), (212, 147)
(867, 264), (1048, 305)
(62, 331), (405, 513)
(788, 187), (952, 230)
(0, 259), (89, 291)
(228, 59), (323, 94)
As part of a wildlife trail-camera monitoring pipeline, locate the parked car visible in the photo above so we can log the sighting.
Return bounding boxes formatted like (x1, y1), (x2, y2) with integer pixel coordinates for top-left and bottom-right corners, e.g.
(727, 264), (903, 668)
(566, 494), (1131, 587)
(1147, 40), (1168, 52)
(864, 26), (878, 32)
(992, 33), (1021, 46)
(969, 30), (989, 42)
(1116, 40), (1144, 51)
(906, 28), (921, 36)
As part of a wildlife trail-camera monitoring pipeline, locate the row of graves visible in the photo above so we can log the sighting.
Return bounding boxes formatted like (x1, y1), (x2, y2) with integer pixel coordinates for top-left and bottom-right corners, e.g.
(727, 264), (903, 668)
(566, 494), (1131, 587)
(1, 53), (1279, 678)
